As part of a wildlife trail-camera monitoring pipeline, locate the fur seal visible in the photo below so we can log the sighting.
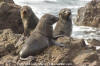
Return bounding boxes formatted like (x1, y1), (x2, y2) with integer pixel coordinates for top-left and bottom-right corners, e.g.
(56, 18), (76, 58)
(20, 6), (39, 36)
(53, 8), (72, 37)
(19, 14), (58, 58)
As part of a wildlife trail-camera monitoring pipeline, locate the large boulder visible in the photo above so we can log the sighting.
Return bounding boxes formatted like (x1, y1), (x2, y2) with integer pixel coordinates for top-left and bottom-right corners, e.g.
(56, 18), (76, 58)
(73, 50), (99, 66)
(87, 39), (100, 46)
(0, 2), (24, 34)
(0, 0), (15, 3)
(0, 29), (21, 57)
(75, 0), (100, 28)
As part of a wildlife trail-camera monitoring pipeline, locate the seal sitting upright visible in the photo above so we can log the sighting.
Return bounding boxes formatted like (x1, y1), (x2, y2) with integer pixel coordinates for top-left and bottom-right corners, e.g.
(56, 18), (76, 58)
(19, 14), (58, 58)
(20, 6), (39, 36)
(53, 8), (72, 37)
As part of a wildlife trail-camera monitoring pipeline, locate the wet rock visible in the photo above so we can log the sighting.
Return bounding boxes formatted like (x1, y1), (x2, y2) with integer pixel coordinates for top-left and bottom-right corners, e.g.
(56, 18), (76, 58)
(0, 29), (21, 57)
(14, 36), (87, 65)
(87, 39), (100, 46)
(73, 50), (99, 66)
(0, 35), (86, 65)
(0, 2), (24, 34)
(97, 49), (100, 53)
(96, 49), (100, 66)
(4, 0), (15, 4)
(0, 0), (15, 4)
(0, 29), (99, 65)
(0, 55), (18, 66)
(56, 36), (86, 48)
(15, 35), (27, 54)
(75, 0), (100, 28)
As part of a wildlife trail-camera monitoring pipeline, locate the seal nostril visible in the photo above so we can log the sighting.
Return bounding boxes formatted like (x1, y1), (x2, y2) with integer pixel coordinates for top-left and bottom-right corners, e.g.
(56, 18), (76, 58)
(68, 12), (71, 15)
(65, 12), (71, 16)
(23, 11), (27, 14)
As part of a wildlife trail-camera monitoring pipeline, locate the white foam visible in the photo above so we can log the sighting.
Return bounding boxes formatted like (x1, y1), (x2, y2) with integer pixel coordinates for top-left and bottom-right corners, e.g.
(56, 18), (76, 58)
(44, 0), (57, 2)
(96, 46), (100, 50)
(14, 0), (57, 2)
(80, 0), (92, 2)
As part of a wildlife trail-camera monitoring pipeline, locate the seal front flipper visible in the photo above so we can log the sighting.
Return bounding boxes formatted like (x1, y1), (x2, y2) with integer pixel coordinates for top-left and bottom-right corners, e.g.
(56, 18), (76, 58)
(50, 39), (65, 47)
(53, 35), (65, 40)
(54, 42), (65, 47)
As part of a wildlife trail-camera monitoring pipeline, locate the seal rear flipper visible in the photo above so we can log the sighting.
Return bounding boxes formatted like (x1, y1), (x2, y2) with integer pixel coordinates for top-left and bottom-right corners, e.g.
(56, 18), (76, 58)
(50, 39), (65, 47)
(53, 35), (65, 40)
(54, 42), (65, 47)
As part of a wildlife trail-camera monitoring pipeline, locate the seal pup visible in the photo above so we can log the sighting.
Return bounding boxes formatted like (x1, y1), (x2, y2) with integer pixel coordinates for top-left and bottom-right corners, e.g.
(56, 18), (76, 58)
(20, 6), (39, 36)
(53, 8), (72, 37)
(19, 14), (58, 58)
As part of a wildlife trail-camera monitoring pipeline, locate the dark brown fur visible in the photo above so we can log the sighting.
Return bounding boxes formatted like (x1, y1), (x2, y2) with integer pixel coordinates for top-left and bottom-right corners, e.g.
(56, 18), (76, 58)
(20, 6), (39, 36)
(19, 14), (58, 58)
(53, 8), (72, 37)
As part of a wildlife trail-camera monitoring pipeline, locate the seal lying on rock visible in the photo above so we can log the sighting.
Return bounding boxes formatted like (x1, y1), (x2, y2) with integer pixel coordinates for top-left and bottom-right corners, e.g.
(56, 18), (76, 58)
(53, 8), (72, 37)
(19, 14), (58, 58)
(20, 6), (39, 36)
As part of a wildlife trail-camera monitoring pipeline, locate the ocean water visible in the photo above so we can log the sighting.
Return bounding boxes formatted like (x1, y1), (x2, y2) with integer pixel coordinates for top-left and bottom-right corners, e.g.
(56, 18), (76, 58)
(13, 0), (100, 47)
(13, 0), (91, 18)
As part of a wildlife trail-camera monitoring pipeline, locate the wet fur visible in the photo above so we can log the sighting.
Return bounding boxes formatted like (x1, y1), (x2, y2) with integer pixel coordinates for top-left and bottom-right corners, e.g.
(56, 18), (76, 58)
(20, 6), (39, 36)
(53, 8), (72, 37)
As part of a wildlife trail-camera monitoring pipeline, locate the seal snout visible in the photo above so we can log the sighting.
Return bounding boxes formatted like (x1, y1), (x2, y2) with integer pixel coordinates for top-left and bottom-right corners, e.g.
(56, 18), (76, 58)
(65, 10), (71, 16)
(23, 10), (27, 15)
(20, 6), (32, 17)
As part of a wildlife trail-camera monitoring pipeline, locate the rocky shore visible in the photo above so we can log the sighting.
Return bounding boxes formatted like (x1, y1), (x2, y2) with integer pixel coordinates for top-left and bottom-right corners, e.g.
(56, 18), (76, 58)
(75, 0), (100, 28)
(0, 0), (100, 66)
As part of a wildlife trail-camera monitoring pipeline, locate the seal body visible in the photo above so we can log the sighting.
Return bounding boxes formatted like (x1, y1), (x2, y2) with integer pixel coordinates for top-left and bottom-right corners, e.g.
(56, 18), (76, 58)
(19, 33), (49, 58)
(20, 6), (39, 36)
(53, 8), (72, 37)
(19, 14), (58, 58)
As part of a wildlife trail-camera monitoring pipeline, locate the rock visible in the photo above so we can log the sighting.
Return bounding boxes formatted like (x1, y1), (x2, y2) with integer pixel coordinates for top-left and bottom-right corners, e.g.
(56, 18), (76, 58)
(87, 39), (100, 46)
(96, 49), (100, 66)
(15, 35), (27, 54)
(97, 49), (100, 53)
(0, 55), (18, 65)
(0, 0), (15, 4)
(4, 0), (15, 4)
(75, 0), (100, 28)
(0, 2), (24, 34)
(0, 29), (21, 57)
(56, 36), (86, 48)
(73, 50), (99, 66)
(0, 33), (99, 65)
